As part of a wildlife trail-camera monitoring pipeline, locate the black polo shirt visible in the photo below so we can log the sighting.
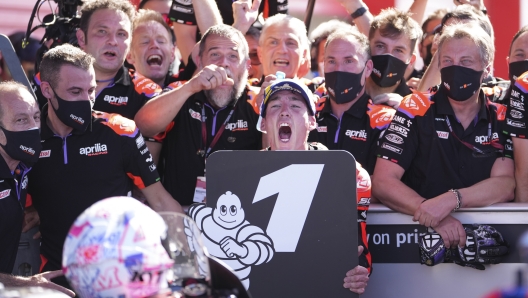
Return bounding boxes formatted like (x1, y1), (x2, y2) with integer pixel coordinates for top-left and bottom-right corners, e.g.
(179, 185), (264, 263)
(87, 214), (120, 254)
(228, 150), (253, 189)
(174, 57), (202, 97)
(0, 159), (29, 273)
(33, 67), (161, 120)
(377, 87), (513, 199)
(29, 108), (160, 270)
(169, 0), (287, 26)
(394, 79), (412, 97)
(159, 90), (262, 206)
(503, 73), (528, 138)
(308, 91), (395, 174)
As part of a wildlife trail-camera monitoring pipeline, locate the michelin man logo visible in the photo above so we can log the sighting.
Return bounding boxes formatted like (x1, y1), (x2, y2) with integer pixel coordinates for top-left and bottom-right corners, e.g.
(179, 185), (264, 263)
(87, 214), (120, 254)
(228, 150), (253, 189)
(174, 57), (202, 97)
(188, 191), (274, 289)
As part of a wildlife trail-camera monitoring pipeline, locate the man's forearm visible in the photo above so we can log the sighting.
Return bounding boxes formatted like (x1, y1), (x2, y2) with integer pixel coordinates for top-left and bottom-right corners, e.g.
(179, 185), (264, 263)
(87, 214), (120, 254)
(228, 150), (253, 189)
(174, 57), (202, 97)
(135, 82), (195, 137)
(460, 176), (515, 207)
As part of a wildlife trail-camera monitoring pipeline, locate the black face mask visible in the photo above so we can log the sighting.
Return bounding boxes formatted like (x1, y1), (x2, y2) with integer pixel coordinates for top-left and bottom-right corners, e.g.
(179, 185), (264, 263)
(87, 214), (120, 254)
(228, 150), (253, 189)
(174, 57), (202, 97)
(50, 88), (91, 132)
(509, 60), (528, 82)
(370, 54), (408, 87)
(423, 43), (433, 67)
(325, 69), (365, 104)
(0, 126), (42, 166)
(440, 65), (483, 102)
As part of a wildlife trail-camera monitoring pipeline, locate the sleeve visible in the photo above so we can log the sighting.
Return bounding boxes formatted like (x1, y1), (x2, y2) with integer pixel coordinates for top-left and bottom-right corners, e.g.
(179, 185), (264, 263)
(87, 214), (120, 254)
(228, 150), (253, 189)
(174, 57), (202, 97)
(488, 101), (514, 159)
(356, 162), (372, 274)
(376, 90), (430, 170)
(504, 72), (528, 138)
(168, 0), (197, 25)
(99, 113), (161, 188)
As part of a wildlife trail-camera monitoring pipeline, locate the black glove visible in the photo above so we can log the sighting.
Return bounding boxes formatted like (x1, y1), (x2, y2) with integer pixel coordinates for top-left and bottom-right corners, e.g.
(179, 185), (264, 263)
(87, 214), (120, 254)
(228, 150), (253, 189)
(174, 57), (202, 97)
(419, 224), (509, 270)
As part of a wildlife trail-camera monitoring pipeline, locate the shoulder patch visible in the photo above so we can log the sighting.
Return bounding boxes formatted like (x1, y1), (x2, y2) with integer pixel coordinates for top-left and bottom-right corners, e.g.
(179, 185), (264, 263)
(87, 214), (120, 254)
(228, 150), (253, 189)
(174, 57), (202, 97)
(514, 72), (528, 93)
(130, 70), (162, 98)
(95, 112), (139, 138)
(398, 90), (432, 118)
(488, 100), (506, 121)
(367, 101), (396, 129)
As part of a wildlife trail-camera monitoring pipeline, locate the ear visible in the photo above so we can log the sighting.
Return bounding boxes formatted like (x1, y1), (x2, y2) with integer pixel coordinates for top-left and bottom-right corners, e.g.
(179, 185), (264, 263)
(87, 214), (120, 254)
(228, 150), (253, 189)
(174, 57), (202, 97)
(308, 115), (317, 131)
(506, 56), (510, 68)
(170, 45), (176, 64)
(76, 30), (87, 50)
(409, 53), (417, 65)
(259, 117), (267, 133)
(257, 46), (263, 63)
(40, 81), (53, 100)
(126, 51), (135, 66)
(363, 59), (373, 85)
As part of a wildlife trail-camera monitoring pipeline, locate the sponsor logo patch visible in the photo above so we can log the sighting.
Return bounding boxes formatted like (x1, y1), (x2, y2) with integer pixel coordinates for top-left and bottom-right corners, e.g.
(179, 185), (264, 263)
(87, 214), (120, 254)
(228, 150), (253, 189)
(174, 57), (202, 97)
(507, 118), (526, 128)
(388, 123), (409, 137)
(381, 142), (403, 154)
(511, 100), (525, 111)
(189, 109), (201, 121)
(345, 129), (367, 141)
(437, 131), (449, 139)
(316, 126), (327, 133)
(136, 135), (145, 148)
(511, 109), (523, 119)
(385, 133), (404, 144)
(104, 95), (128, 106)
(140, 148), (149, 155)
(21, 176), (28, 189)
(39, 150), (51, 158)
(0, 189), (11, 200)
(80, 143), (108, 156)
(149, 164), (157, 172)
(20, 145), (36, 156)
(225, 120), (248, 131)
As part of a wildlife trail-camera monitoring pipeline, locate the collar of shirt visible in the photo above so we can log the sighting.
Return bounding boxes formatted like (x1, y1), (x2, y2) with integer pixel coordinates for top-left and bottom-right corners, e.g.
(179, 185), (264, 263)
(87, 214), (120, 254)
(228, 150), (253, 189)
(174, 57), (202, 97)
(434, 86), (488, 123)
(116, 66), (131, 87)
(320, 91), (371, 119)
(0, 155), (28, 179)
(394, 79), (412, 97)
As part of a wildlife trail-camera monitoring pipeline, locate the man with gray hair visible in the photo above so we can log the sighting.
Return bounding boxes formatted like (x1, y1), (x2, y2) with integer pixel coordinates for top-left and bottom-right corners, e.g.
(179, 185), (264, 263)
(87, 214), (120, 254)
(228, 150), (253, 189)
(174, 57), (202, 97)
(373, 23), (514, 249)
(134, 24), (262, 207)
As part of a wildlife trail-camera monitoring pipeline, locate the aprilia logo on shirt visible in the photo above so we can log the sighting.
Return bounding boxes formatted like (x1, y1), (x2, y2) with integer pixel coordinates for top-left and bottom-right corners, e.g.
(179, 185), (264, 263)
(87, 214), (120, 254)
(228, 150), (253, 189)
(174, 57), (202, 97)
(0, 189), (11, 200)
(104, 95), (129, 106)
(80, 143), (108, 156)
(475, 132), (499, 145)
(345, 129), (367, 141)
(225, 120), (248, 131)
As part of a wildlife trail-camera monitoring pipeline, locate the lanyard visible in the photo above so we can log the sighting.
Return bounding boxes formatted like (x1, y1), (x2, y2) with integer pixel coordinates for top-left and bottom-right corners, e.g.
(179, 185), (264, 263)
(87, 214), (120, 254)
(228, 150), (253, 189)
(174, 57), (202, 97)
(444, 109), (503, 156)
(197, 104), (236, 158)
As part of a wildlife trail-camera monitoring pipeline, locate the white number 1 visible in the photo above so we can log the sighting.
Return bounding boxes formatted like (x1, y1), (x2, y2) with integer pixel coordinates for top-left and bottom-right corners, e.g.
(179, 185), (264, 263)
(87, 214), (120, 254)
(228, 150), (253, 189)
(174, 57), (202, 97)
(252, 164), (324, 252)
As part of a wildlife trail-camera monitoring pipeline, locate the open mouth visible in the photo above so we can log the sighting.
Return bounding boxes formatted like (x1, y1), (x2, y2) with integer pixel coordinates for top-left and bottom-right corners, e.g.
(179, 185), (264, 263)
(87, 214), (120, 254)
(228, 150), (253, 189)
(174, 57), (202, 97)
(279, 123), (292, 142)
(104, 50), (117, 58)
(274, 59), (289, 67)
(147, 54), (163, 66)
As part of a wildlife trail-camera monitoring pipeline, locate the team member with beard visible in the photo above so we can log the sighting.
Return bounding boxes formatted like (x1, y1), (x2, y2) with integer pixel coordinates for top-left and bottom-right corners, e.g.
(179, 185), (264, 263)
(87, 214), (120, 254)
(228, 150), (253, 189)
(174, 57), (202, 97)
(32, 0), (162, 121)
(307, 27), (395, 175)
(373, 23), (514, 249)
(258, 78), (371, 293)
(135, 24), (262, 207)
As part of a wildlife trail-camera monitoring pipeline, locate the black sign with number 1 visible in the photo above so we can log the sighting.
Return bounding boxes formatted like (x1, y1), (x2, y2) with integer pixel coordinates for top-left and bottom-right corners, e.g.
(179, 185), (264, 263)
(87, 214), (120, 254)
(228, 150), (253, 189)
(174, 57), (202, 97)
(201, 150), (358, 298)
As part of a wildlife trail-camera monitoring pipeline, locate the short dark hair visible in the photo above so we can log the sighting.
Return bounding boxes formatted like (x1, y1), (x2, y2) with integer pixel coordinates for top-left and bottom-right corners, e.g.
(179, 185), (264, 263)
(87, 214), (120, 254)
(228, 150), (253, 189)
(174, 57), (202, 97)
(369, 8), (422, 52)
(0, 81), (31, 126)
(310, 19), (355, 71)
(199, 24), (248, 60)
(79, 0), (136, 37)
(421, 9), (447, 34)
(509, 26), (528, 56)
(440, 5), (493, 38)
(40, 44), (94, 88)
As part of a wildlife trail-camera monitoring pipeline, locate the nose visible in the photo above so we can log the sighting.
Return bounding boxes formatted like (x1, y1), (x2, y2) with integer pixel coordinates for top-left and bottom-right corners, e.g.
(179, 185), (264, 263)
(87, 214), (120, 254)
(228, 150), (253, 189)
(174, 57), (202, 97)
(280, 105), (290, 117)
(278, 40), (288, 53)
(107, 33), (118, 46)
(149, 39), (159, 49)
(217, 55), (230, 69)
